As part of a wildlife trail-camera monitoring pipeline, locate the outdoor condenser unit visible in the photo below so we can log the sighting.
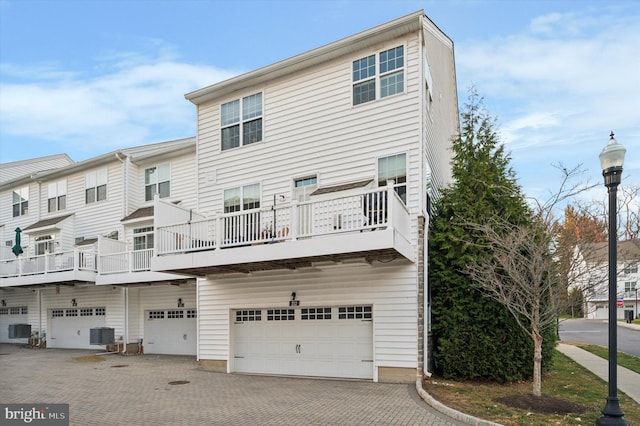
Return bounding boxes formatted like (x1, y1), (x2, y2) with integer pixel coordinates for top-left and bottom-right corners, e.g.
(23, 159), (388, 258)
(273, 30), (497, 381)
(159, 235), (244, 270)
(90, 327), (115, 345)
(8, 323), (31, 339)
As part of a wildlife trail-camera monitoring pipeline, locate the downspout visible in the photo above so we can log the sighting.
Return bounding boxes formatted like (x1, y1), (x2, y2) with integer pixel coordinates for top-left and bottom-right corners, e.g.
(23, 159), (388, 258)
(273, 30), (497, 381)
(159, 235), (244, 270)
(122, 287), (128, 354)
(423, 214), (431, 377)
(37, 288), (42, 346)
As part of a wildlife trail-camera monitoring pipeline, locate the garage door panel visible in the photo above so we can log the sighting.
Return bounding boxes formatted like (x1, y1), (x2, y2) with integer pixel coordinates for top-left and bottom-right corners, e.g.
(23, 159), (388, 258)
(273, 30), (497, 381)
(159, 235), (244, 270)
(144, 309), (197, 355)
(49, 308), (105, 349)
(233, 306), (373, 379)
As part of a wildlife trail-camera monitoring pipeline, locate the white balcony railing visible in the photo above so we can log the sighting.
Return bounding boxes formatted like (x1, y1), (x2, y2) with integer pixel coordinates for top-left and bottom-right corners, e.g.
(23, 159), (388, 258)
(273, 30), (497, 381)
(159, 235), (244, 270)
(0, 249), (97, 278)
(99, 248), (154, 274)
(156, 187), (409, 256)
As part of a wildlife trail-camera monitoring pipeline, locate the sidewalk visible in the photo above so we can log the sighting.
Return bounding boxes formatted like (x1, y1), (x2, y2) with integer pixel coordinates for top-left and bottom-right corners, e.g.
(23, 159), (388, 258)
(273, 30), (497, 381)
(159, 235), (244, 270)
(557, 343), (640, 404)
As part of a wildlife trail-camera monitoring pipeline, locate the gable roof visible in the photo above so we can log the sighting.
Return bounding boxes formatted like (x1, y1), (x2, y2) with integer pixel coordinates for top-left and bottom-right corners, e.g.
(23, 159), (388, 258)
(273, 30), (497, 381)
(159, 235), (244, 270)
(579, 239), (640, 264)
(0, 154), (74, 184)
(185, 10), (432, 105)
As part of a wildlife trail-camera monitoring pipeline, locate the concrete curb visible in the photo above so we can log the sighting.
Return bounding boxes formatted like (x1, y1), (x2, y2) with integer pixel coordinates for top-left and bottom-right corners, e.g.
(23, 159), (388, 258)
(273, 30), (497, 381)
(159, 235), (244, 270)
(416, 378), (503, 426)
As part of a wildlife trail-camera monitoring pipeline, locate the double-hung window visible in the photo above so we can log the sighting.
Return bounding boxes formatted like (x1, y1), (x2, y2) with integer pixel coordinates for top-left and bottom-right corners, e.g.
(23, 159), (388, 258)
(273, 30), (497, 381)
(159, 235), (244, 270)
(221, 92), (263, 150)
(224, 183), (260, 213)
(378, 153), (407, 204)
(12, 187), (29, 217)
(86, 169), (107, 204)
(48, 180), (67, 212)
(145, 163), (170, 201)
(353, 46), (404, 105)
(133, 227), (154, 250)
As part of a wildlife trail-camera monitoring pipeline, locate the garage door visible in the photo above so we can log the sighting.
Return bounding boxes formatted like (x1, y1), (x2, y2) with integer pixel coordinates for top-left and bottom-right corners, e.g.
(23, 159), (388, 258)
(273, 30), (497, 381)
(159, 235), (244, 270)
(233, 306), (373, 379)
(144, 309), (197, 355)
(0, 307), (29, 343)
(49, 307), (106, 349)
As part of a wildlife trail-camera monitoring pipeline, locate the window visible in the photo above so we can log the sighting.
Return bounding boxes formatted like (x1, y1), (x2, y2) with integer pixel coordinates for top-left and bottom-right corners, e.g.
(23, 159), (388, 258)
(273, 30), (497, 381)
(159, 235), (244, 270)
(145, 163), (170, 201)
(95, 307), (106, 316)
(86, 169), (107, 204)
(133, 226), (154, 250)
(224, 184), (260, 213)
(294, 176), (317, 188)
(48, 180), (67, 212)
(12, 187), (29, 217)
(378, 153), (407, 203)
(624, 262), (638, 274)
(235, 310), (261, 322)
(221, 92), (263, 150)
(35, 235), (54, 256)
(52, 309), (64, 318)
(187, 310), (197, 319)
(301, 307), (332, 320)
(267, 309), (294, 321)
(148, 311), (164, 319)
(338, 306), (372, 319)
(167, 310), (184, 319)
(352, 46), (404, 105)
(625, 282), (637, 297)
(80, 308), (93, 316)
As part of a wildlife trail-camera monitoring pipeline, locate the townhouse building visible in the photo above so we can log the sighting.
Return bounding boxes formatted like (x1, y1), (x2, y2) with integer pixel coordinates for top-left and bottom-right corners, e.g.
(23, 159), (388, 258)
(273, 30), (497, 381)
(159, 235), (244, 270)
(151, 10), (458, 382)
(1, 10), (458, 383)
(571, 240), (639, 320)
(1, 138), (201, 355)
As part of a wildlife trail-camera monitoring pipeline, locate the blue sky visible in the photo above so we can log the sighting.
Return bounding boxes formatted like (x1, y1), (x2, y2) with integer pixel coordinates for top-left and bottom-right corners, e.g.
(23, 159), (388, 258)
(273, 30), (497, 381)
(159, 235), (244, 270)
(1, 0), (638, 204)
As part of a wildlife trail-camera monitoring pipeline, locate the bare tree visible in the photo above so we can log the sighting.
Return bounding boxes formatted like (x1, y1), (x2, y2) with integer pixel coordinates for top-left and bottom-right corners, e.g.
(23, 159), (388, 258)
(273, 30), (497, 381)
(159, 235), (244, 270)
(460, 165), (597, 397)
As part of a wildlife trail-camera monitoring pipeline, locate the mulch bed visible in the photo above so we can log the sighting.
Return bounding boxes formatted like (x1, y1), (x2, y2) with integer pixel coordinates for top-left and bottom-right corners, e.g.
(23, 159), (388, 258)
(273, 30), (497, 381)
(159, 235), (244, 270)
(494, 394), (587, 415)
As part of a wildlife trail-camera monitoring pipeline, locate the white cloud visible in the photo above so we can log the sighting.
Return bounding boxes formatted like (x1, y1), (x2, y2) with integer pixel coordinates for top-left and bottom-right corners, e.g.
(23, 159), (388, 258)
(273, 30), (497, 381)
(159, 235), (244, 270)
(456, 7), (640, 200)
(0, 55), (240, 158)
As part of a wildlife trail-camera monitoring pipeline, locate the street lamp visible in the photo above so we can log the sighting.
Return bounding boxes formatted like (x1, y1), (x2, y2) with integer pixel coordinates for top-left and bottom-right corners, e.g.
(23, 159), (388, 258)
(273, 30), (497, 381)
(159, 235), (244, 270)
(596, 132), (627, 426)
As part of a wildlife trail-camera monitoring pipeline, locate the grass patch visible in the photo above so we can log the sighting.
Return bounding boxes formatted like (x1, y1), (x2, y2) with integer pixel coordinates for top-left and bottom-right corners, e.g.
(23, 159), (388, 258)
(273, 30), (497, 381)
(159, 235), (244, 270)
(577, 344), (640, 374)
(423, 350), (640, 425)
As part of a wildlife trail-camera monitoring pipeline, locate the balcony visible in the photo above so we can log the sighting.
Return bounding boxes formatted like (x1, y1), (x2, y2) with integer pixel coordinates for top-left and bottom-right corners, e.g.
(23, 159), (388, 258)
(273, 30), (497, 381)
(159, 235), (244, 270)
(95, 237), (191, 285)
(151, 187), (414, 276)
(0, 248), (97, 287)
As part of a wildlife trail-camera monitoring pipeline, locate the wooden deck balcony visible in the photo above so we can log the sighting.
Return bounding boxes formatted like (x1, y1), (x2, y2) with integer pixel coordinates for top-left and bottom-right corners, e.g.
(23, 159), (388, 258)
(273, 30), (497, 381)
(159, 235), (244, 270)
(151, 187), (414, 276)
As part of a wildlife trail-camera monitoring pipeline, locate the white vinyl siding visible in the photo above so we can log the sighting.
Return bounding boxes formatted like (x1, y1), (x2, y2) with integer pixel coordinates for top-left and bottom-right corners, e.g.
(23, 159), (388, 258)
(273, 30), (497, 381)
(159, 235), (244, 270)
(198, 261), (418, 379)
(196, 36), (422, 228)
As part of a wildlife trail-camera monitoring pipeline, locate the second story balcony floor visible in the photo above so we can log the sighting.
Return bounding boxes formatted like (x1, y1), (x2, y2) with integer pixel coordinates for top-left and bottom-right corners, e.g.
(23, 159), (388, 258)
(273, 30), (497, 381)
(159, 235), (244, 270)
(151, 187), (414, 276)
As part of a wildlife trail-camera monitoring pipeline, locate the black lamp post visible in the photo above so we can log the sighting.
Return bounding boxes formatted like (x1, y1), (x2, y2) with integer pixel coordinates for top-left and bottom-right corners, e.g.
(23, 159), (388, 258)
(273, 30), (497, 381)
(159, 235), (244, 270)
(596, 132), (627, 426)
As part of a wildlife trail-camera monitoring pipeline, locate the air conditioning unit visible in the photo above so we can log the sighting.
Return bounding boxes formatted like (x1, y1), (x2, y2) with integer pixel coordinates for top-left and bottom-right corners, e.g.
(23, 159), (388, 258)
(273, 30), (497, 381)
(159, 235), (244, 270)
(8, 323), (31, 339)
(90, 327), (115, 345)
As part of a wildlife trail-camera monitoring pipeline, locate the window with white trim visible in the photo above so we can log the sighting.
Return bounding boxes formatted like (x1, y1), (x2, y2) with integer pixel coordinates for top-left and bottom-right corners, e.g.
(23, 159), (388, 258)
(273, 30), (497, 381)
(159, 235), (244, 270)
(224, 184), (260, 213)
(48, 180), (67, 212)
(35, 235), (55, 256)
(378, 153), (407, 204)
(301, 307), (332, 320)
(148, 311), (164, 319)
(338, 306), (372, 319)
(85, 169), (107, 204)
(624, 262), (638, 274)
(352, 45), (404, 106)
(145, 163), (170, 201)
(221, 92), (263, 150)
(267, 309), (294, 321)
(133, 226), (154, 250)
(235, 310), (261, 322)
(625, 282), (637, 297)
(12, 187), (29, 217)
(167, 310), (184, 319)
(52, 309), (64, 318)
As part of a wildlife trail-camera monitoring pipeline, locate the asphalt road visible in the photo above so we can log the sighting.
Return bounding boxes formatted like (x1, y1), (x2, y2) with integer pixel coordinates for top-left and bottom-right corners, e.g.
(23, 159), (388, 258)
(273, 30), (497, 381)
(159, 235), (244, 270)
(559, 318), (640, 357)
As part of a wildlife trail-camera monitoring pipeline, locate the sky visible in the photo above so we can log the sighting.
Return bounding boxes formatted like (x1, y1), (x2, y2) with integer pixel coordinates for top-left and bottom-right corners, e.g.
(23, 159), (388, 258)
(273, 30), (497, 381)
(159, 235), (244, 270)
(0, 0), (638, 206)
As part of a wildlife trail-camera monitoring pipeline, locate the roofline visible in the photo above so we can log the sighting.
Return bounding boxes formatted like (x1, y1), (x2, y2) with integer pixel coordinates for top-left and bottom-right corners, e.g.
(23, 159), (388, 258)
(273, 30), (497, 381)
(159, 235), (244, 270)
(185, 10), (428, 105)
(0, 153), (74, 169)
(0, 137), (195, 190)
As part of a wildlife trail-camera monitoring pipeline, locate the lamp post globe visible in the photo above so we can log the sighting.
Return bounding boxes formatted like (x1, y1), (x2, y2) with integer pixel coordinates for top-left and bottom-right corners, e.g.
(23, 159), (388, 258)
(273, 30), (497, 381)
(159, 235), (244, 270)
(596, 132), (627, 426)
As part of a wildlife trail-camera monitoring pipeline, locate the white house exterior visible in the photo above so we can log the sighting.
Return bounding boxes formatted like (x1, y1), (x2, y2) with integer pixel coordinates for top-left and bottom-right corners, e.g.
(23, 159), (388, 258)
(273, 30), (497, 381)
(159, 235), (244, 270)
(0, 138), (200, 354)
(151, 10), (458, 382)
(571, 240), (639, 320)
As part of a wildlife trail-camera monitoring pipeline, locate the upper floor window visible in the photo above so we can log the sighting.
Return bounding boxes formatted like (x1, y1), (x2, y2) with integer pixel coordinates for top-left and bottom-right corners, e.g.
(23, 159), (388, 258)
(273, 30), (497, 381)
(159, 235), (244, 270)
(624, 281), (636, 294)
(224, 183), (260, 213)
(48, 180), (67, 212)
(133, 226), (154, 250)
(12, 187), (29, 217)
(86, 169), (107, 204)
(378, 153), (407, 204)
(35, 235), (54, 255)
(624, 262), (638, 274)
(145, 163), (170, 201)
(221, 92), (263, 150)
(353, 46), (404, 106)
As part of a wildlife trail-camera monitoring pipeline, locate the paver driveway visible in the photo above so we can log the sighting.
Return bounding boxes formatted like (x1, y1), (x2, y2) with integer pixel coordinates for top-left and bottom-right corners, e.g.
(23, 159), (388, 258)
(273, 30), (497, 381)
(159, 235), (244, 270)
(0, 344), (466, 426)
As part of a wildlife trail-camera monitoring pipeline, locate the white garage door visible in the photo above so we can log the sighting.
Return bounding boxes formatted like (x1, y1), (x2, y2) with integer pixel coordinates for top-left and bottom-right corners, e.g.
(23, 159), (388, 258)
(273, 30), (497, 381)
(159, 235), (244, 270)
(144, 309), (197, 355)
(0, 307), (29, 343)
(48, 307), (106, 349)
(233, 306), (373, 379)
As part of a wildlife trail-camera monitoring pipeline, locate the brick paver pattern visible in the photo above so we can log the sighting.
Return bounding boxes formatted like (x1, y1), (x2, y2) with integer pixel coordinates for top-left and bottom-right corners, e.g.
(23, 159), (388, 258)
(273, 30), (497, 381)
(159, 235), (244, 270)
(0, 344), (466, 426)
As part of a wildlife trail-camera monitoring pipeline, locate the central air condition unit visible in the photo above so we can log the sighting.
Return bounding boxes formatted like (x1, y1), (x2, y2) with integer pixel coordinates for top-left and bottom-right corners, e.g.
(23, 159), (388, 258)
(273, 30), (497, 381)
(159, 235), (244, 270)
(8, 324), (31, 339)
(90, 327), (115, 345)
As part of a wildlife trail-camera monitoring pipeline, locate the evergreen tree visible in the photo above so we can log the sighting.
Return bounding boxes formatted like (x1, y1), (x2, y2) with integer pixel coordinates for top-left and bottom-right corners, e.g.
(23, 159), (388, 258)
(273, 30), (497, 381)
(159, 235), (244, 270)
(429, 90), (555, 382)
